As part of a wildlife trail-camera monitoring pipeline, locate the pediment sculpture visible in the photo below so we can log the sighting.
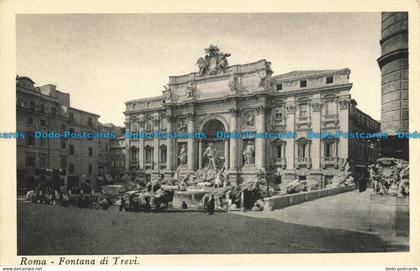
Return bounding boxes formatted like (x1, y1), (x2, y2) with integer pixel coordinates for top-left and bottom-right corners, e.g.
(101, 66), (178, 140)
(196, 45), (231, 76)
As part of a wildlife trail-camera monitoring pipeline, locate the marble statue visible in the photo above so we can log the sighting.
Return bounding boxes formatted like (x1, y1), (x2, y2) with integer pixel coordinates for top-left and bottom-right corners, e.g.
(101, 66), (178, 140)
(242, 141), (255, 165)
(203, 143), (218, 170)
(177, 145), (187, 166)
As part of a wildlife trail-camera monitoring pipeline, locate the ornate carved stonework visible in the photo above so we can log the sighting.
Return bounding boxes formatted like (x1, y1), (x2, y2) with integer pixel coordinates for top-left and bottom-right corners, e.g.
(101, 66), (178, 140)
(229, 75), (239, 92)
(243, 111), (255, 127)
(162, 89), (171, 104)
(177, 118), (187, 132)
(339, 98), (349, 109)
(185, 81), (195, 98)
(186, 112), (195, 121)
(285, 104), (296, 113)
(311, 102), (322, 112)
(255, 105), (266, 114)
(196, 45), (231, 76)
(258, 71), (267, 88)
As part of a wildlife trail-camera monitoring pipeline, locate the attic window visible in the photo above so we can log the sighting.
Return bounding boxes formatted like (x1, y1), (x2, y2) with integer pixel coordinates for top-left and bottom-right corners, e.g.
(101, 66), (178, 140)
(300, 80), (307, 88)
(276, 83), (282, 91)
(326, 76), (334, 84)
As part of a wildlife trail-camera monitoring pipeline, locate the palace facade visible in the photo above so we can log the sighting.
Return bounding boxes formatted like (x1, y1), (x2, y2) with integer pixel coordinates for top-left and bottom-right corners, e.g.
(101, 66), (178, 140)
(124, 46), (380, 187)
(16, 76), (121, 193)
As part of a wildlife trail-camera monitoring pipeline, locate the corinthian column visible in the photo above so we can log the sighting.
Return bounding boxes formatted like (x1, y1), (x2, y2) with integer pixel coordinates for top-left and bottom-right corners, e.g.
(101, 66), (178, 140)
(255, 106), (266, 170)
(187, 112), (196, 170)
(166, 114), (175, 172)
(229, 109), (239, 170)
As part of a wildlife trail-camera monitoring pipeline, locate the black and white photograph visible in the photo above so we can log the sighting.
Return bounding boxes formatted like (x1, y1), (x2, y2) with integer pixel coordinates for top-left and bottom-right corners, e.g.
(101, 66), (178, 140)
(0, 1), (418, 267)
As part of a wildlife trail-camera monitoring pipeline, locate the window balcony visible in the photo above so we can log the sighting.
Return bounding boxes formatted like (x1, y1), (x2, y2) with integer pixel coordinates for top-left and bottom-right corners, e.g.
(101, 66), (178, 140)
(295, 157), (311, 168)
(296, 116), (311, 129)
(272, 157), (286, 169)
(321, 156), (339, 169)
(322, 114), (339, 127)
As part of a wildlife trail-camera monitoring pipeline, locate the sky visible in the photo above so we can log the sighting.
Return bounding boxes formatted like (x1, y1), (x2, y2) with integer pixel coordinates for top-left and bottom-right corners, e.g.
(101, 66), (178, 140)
(16, 13), (382, 126)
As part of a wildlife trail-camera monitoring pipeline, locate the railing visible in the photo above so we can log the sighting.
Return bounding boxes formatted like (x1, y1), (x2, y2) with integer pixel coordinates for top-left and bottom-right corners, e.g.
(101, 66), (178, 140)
(295, 157), (311, 168)
(273, 158), (286, 169)
(321, 156), (339, 168)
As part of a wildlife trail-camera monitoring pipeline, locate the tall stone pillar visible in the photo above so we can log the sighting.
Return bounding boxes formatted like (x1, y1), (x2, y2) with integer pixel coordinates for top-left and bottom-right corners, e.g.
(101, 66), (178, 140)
(152, 113), (160, 180)
(284, 101), (296, 181)
(311, 99), (322, 169)
(338, 96), (350, 159)
(187, 112), (196, 170)
(124, 117), (130, 171)
(166, 114), (175, 173)
(310, 99), (322, 185)
(198, 141), (203, 169)
(255, 106), (266, 170)
(229, 109), (239, 170)
(224, 140), (229, 169)
(138, 117), (145, 171)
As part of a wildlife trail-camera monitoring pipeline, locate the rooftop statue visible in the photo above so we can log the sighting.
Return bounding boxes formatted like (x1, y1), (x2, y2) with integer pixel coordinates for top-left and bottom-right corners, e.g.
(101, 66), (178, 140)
(196, 45), (231, 76)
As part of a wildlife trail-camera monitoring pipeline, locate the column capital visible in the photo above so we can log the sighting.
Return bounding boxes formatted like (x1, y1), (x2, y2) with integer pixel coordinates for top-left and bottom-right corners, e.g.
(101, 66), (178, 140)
(186, 112), (195, 121)
(311, 102), (322, 112)
(285, 104), (296, 113)
(255, 105), (267, 114)
(338, 98), (350, 109)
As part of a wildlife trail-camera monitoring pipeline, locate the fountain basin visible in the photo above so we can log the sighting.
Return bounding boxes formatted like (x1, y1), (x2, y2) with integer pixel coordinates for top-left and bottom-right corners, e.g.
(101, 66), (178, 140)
(172, 190), (207, 209)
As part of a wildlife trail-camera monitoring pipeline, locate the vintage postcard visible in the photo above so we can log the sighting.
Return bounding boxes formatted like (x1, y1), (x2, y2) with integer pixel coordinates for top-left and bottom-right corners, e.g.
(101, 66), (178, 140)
(0, 0), (419, 268)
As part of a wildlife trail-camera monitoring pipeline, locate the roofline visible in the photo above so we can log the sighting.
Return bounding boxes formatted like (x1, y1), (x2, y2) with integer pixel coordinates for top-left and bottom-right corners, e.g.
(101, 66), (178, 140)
(272, 68), (350, 80)
(126, 96), (162, 105)
(68, 107), (100, 117)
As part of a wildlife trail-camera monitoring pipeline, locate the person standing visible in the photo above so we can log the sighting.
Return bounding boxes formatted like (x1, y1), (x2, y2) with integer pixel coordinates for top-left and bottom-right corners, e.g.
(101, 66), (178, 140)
(207, 195), (215, 215)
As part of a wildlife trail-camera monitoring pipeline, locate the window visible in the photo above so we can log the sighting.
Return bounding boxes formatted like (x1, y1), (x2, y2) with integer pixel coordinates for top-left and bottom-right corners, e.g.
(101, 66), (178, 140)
(130, 147), (139, 163)
(26, 132), (35, 146)
(299, 103), (308, 119)
(30, 101), (36, 110)
(274, 108), (283, 121)
(69, 112), (74, 121)
(131, 122), (138, 132)
(88, 147), (93, 156)
(27, 117), (34, 125)
(276, 144), (282, 159)
(300, 80), (307, 88)
(69, 145), (75, 155)
(324, 100), (337, 116)
(60, 138), (66, 149)
(160, 146), (167, 163)
(69, 163), (74, 174)
(40, 119), (47, 127)
(40, 104), (45, 113)
(39, 153), (47, 168)
(145, 147), (153, 164)
(25, 153), (35, 167)
(145, 119), (153, 131)
(326, 76), (334, 84)
(87, 117), (93, 127)
(324, 142), (334, 158)
(88, 164), (92, 174)
(160, 117), (168, 131)
(51, 107), (57, 115)
(60, 155), (67, 168)
(298, 144), (306, 158)
(276, 83), (282, 91)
